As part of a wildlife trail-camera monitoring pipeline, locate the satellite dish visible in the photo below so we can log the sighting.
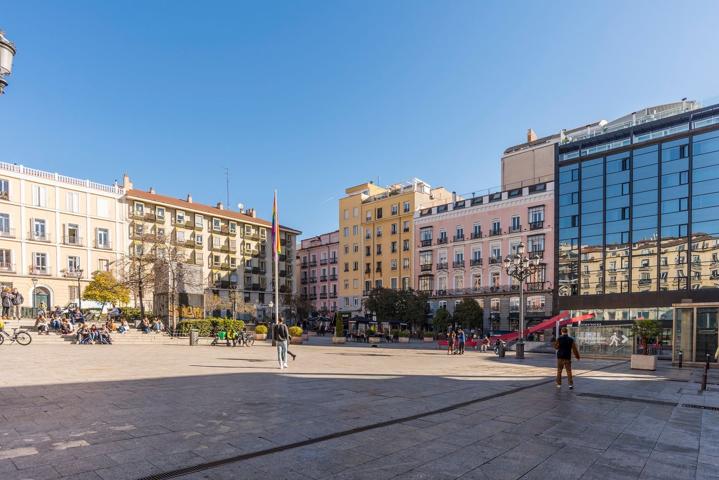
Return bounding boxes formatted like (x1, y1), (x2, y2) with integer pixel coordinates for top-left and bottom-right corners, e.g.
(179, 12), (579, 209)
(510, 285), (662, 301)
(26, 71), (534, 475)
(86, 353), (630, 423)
(237, 203), (244, 211)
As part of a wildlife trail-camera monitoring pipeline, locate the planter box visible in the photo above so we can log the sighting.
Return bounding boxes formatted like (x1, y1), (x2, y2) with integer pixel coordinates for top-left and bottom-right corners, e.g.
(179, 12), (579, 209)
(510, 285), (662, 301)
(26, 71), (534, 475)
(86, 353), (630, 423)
(290, 337), (304, 345)
(423, 337), (434, 342)
(255, 334), (267, 341)
(398, 337), (409, 343)
(631, 354), (657, 371)
(307, 331), (317, 337)
(331, 336), (346, 344)
(368, 336), (380, 344)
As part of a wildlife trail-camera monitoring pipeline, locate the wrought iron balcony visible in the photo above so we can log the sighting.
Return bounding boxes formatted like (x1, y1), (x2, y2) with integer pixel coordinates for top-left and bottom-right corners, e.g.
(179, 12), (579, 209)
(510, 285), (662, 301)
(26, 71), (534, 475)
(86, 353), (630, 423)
(470, 258), (483, 266)
(420, 264), (433, 272)
(529, 221), (544, 230)
(436, 262), (448, 270)
(453, 260), (465, 268)
(488, 229), (502, 237)
(470, 231), (482, 239)
(420, 239), (432, 247)
(453, 234), (465, 242)
(437, 237), (448, 245)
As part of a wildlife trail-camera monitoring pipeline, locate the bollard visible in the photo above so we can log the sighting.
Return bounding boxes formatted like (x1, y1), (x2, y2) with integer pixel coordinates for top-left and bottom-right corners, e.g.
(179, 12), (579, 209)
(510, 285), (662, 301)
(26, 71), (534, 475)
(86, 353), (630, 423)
(701, 353), (710, 392)
(189, 329), (199, 346)
(678, 350), (683, 369)
(498, 342), (506, 358)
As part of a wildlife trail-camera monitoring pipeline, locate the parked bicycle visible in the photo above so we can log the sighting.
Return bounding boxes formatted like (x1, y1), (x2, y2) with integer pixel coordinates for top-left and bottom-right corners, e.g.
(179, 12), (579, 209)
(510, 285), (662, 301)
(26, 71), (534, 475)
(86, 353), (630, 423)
(236, 331), (255, 347)
(0, 327), (32, 346)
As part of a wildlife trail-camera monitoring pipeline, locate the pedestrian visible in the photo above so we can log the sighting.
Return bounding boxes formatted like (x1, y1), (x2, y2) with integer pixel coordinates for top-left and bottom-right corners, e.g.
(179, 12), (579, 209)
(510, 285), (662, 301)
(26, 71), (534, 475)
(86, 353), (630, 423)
(554, 327), (580, 389)
(457, 328), (466, 355)
(273, 318), (290, 369)
(11, 288), (23, 320)
(447, 330), (455, 355)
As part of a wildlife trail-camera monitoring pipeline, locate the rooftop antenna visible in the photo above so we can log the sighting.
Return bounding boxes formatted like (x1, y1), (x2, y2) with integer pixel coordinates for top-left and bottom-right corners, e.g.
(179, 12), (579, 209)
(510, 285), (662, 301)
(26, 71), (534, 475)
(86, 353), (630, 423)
(225, 168), (230, 210)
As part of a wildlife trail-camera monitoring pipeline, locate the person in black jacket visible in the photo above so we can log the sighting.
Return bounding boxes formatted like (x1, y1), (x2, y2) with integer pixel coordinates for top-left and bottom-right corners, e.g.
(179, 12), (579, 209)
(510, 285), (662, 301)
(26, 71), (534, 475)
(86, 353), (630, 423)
(273, 319), (290, 369)
(554, 327), (580, 389)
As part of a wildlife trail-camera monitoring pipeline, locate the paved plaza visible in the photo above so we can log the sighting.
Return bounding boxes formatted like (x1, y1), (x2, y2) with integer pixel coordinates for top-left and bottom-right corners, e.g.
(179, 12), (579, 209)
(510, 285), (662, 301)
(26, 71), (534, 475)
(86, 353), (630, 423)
(0, 341), (718, 480)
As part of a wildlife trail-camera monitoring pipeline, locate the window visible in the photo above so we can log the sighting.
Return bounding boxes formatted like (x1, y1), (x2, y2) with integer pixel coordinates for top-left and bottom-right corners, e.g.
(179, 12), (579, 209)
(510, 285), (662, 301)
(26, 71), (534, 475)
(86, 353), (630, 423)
(213, 236), (222, 248)
(353, 207), (359, 217)
(213, 218), (221, 231)
(134, 202), (144, 215)
(403, 221), (410, 232)
(195, 234), (203, 246)
(391, 277), (398, 289)
(491, 298), (500, 312)
(67, 256), (81, 272)
(0, 213), (9, 235)
(32, 219), (47, 240)
(0, 249), (11, 269)
(155, 206), (165, 221)
(403, 258), (410, 269)
(391, 204), (399, 215)
(366, 211), (372, 221)
(176, 211), (186, 224)
(511, 216), (520, 231)
(391, 223), (398, 235)
(353, 261), (358, 271)
(365, 246), (371, 256)
(343, 209), (349, 220)
(491, 272), (500, 288)
(0, 179), (8, 200)
(376, 261), (382, 272)
(472, 223), (481, 237)
(403, 239), (410, 251)
(391, 241), (397, 253)
(33, 252), (48, 273)
(391, 259), (398, 270)
(456, 226), (464, 239)
(376, 244), (382, 255)
(492, 219), (501, 233)
(454, 274), (464, 289)
(32, 185), (47, 207)
(245, 224), (252, 235)
(527, 235), (545, 253)
(402, 277), (410, 290)
(260, 228), (267, 238)
(526, 296), (546, 311)
(96, 228), (110, 250)
(66, 192), (80, 213)
(65, 224), (80, 245)
(353, 225), (358, 236)
(528, 206), (544, 224)
(344, 262), (349, 272)
(376, 226), (382, 237)
(96, 198), (109, 218)
(472, 273), (481, 289)
(510, 297), (520, 312)
(213, 255), (221, 266)
(98, 259), (109, 271)
(176, 230), (186, 243)
(353, 244), (359, 253)
(403, 201), (410, 213)
(230, 257), (237, 268)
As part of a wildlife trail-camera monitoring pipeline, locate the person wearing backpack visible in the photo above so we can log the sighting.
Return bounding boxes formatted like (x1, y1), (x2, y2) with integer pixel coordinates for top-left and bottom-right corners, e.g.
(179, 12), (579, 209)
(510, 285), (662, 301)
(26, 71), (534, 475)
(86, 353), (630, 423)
(273, 318), (290, 369)
(11, 288), (23, 320)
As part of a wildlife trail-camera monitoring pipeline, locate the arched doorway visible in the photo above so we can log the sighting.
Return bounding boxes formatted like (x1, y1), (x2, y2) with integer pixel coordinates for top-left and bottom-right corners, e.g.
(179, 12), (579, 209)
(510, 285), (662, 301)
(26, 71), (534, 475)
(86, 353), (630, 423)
(33, 286), (51, 311)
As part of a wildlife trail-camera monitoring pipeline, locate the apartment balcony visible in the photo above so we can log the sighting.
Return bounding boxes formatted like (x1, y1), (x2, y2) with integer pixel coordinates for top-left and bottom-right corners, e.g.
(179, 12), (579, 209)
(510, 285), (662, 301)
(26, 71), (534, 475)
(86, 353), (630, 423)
(509, 225), (522, 233)
(95, 240), (112, 250)
(329, 257), (338, 264)
(309, 277), (318, 283)
(29, 265), (51, 276)
(453, 260), (465, 268)
(436, 262), (448, 270)
(638, 278), (653, 285)
(375, 267), (382, 273)
(329, 273), (338, 281)
(320, 292), (328, 299)
(526, 281), (549, 292)
(0, 191), (8, 201)
(213, 280), (238, 289)
(488, 229), (502, 237)
(435, 289), (448, 296)
(470, 258), (483, 267)
(436, 237), (448, 245)
(420, 239), (432, 247)
(28, 231), (51, 242)
(320, 275), (328, 282)
(470, 231), (482, 239)
(190, 255), (204, 266)
(529, 250), (545, 259)
(529, 221), (544, 230)
(245, 232), (260, 241)
(62, 269), (84, 279)
(0, 228), (16, 239)
(0, 263), (15, 273)
(420, 264), (433, 272)
(309, 260), (317, 267)
(365, 267), (371, 274)
(301, 261), (308, 269)
(301, 277), (308, 284)
(252, 283), (262, 291)
(309, 293), (318, 300)
(330, 292), (338, 298)
(320, 258), (328, 265)
(453, 234), (465, 242)
(403, 227), (410, 233)
(489, 257), (502, 265)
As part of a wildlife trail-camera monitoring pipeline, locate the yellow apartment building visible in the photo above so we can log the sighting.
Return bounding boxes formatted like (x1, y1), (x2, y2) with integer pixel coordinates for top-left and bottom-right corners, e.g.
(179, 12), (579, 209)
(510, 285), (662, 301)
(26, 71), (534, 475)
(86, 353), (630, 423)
(123, 176), (300, 321)
(0, 162), (127, 310)
(338, 178), (452, 314)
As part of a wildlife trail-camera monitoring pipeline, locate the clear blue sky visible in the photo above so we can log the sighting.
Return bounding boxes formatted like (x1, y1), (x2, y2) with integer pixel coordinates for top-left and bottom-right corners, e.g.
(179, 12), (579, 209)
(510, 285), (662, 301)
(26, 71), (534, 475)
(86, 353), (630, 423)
(2, 1), (719, 238)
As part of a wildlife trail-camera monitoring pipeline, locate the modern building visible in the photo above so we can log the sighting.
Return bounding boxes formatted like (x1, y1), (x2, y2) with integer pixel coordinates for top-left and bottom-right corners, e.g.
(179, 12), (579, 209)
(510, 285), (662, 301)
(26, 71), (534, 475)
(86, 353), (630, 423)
(338, 179), (452, 315)
(556, 99), (719, 361)
(414, 180), (554, 332)
(297, 230), (339, 314)
(0, 162), (127, 309)
(123, 176), (300, 321)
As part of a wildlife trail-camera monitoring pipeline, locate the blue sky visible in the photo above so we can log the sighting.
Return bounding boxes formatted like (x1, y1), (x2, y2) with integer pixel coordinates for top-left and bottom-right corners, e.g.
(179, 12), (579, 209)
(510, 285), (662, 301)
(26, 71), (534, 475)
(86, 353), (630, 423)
(2, 0), (719, 238)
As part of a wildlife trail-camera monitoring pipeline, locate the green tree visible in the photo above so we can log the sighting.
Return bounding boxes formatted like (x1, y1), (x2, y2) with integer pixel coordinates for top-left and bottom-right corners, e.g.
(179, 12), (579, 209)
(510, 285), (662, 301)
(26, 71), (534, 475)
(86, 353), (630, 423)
(335, 312), (344, 337)
(83, 271), (130, 310)
(395, 289), (429, 333)
(453, 299), (484, 330)
(632, 319), (662, 355)
(432, 308), (450, 335)
(364, 288), (398, 322)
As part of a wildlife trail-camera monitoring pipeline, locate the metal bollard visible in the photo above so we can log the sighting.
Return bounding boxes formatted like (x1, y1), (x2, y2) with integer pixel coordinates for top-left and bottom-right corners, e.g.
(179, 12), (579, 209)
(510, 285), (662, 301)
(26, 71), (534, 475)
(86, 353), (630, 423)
(678, 350), (683, 369)
(701, 353), (710, 392)
(189, 329), (199, 346)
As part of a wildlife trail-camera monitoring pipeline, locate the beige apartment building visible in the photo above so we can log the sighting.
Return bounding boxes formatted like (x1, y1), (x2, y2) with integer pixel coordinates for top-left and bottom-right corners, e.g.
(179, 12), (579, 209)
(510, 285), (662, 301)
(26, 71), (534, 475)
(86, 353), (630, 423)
(0, 162), (126, 309)
(123, 177), (300, 321)
(338, 178), (452, 314)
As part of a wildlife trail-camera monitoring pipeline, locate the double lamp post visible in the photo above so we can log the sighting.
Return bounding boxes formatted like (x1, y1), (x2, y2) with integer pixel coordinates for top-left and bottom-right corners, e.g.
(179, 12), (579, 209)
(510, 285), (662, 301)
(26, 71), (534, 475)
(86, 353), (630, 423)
(503, 242), (541, 359)
(0, 30), (16, 95)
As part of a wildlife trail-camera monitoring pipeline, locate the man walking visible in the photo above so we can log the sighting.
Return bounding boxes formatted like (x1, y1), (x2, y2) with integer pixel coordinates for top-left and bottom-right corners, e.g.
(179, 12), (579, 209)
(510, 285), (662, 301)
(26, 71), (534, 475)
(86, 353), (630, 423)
(11, 288), (23, 320)
(273, 318), (290, 369)
(457, 328), (466, 355)
(555, 327), (580, 389)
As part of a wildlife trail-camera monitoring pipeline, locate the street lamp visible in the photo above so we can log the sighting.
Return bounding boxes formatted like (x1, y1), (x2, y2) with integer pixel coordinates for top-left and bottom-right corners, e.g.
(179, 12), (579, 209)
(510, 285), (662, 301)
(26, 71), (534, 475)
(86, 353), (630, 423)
(503, 243), (541, 359)
(74, 269), (84, 310)
(0, 30), (16, 95)
(268, 301), (275, 340)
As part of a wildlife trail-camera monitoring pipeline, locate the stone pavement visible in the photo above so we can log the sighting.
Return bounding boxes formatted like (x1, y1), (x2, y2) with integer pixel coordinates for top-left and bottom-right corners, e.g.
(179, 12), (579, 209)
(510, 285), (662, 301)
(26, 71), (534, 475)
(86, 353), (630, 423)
(0, 342), (717, 480)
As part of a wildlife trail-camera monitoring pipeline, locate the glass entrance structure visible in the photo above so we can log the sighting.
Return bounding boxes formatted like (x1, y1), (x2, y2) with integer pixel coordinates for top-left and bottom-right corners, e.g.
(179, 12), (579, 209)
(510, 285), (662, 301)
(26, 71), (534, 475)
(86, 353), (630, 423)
(673, 304), (719, 363)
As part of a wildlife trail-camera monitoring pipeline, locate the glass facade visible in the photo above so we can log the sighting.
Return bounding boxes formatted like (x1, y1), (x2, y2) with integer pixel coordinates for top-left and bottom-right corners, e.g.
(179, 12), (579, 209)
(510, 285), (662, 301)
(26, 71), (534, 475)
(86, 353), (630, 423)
(558, 127), (719, 297)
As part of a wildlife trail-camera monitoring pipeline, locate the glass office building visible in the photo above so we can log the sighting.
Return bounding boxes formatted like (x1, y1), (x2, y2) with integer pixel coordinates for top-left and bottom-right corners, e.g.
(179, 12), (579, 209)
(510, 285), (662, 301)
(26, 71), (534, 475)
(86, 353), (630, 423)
(556, 101), (719, 362)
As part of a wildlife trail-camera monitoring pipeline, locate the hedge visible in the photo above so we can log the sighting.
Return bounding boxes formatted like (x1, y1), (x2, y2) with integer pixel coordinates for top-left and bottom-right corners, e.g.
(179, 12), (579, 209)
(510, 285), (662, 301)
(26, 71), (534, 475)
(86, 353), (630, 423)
(288, 326), (303, 337)
(255, 324), (268, 335)
(177, 318), (245, 337)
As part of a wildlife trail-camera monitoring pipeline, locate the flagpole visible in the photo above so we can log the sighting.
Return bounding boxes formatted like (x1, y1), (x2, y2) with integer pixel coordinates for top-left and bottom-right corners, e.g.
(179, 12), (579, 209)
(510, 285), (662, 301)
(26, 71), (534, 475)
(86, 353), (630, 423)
(274, 190), (280, 325)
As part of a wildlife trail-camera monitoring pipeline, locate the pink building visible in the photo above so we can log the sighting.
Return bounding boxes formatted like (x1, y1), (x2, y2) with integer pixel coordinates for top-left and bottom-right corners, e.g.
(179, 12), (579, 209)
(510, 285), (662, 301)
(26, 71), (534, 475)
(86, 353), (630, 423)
(414, 181), (554, 333)
(297, 230), (339, 315)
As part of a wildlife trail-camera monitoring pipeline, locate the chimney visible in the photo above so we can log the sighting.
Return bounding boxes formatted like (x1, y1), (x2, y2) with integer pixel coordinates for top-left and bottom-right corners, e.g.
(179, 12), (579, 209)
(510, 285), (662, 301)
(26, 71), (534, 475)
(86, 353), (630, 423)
(451, 191), (457, 203)
(246, 208), (257, 218)
(216, 201), (224, 210)
(149, 187), (155, 194)
(122, 173), (133, 190)
(186, 194), (193, 203)
(527, 128), (537, 142)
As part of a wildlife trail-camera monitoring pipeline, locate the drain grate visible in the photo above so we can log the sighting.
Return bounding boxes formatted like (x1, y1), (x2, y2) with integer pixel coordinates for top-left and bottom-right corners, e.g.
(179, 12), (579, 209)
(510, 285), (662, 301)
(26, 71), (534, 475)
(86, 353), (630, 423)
(576, 392), (678, 406)
(680, 403), (719, 412)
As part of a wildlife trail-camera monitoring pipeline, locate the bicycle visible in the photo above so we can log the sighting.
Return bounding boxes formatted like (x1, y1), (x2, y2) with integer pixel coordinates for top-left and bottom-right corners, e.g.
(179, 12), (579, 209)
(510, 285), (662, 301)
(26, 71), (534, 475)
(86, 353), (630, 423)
(237, 331), (255, 347)
(0, 327), (33, 346)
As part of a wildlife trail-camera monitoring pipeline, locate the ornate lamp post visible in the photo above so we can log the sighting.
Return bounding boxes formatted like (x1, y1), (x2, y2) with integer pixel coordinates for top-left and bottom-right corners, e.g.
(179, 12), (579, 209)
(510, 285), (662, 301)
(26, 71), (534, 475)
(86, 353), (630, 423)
(0, 30), (17, 95)
(31, 277), (38, 316)
(73, 269), (84, 310)
(504, 242), (541, 359)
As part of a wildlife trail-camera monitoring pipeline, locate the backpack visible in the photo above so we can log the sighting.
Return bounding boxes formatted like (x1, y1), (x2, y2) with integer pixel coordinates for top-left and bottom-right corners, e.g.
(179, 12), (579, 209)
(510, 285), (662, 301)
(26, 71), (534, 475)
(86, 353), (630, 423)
(14, 293), (24, 305)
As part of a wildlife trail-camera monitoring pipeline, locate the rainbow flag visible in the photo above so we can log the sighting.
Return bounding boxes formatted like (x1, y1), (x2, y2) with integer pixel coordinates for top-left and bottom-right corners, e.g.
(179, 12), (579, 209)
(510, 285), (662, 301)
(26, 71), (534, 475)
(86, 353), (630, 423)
(272, 191), (281, 257)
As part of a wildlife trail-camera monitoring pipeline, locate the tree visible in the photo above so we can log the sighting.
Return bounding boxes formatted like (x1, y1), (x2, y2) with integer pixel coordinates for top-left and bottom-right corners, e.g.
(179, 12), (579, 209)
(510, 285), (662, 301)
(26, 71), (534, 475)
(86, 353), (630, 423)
(432, 308), (450, 334)
(285, 294), (314, 321)
(453, 299), (484, 330)
(395, 289), (429, 333)
(364, 288), (398, 322)
(335, 312), (344, 337)
(632, 319), (662, 355)
(83, 271), (130, 310)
